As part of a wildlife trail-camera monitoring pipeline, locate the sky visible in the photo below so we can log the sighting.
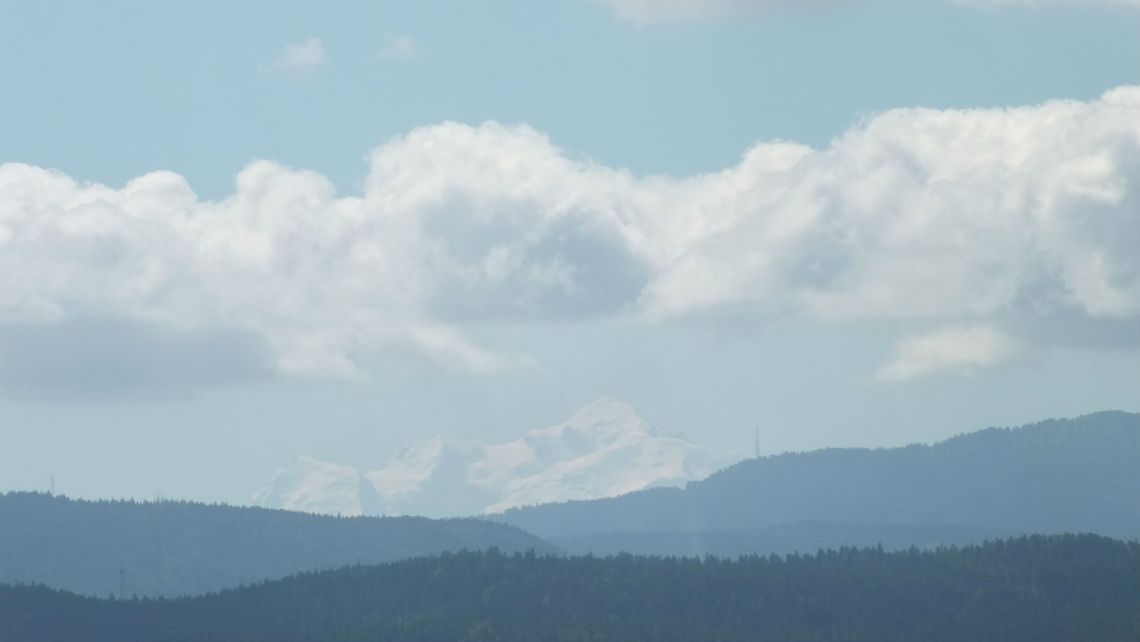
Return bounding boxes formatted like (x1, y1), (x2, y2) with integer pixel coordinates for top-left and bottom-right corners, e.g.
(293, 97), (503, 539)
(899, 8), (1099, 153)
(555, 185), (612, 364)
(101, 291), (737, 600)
(0, 0), (1138, 506)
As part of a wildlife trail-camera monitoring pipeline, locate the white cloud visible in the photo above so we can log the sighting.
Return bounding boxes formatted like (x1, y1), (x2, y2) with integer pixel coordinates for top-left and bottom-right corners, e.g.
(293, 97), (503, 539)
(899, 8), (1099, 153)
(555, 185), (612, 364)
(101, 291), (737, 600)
(874, 326), (1023, 382)
(269, 37), (327, 74)
(593, 0), (1140, 22)
(378, 35), (416, 62)
(592, 0), (762, 23)
(2, 86), (1138, 382)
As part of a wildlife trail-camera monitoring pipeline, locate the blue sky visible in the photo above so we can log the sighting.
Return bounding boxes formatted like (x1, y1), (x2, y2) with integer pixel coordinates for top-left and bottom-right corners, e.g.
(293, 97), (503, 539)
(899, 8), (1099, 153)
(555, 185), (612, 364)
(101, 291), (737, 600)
(6, 0), (1139, 194)
(1, 0), (1138, 505)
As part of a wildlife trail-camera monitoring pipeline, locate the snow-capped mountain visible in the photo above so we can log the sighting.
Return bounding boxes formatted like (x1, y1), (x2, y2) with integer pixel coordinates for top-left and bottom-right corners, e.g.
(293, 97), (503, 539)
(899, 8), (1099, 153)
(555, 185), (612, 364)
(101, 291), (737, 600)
(253, 456), (386, 517)
(253, 398), (745, 518)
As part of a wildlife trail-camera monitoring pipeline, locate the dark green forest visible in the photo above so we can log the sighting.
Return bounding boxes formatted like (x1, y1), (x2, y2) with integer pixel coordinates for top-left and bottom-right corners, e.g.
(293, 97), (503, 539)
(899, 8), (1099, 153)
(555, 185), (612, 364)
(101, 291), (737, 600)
(500, 411), (1140, 552)
(2, 534), (1138, 642)
(0, 492), (554, 597)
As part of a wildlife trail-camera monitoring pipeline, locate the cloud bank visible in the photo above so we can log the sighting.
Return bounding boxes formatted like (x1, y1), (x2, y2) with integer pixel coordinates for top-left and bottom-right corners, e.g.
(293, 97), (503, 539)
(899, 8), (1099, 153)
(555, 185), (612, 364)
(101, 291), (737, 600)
(1, 87), (1137, 384)
(875, 326), (1023, 382)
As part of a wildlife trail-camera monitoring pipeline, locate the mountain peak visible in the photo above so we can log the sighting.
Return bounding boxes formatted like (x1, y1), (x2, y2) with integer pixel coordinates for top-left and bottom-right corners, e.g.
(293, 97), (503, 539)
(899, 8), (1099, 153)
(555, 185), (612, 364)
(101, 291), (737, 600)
(523, 398), (656, 453)
(256, 398), (744, 518)
(568, 397), (652, 433)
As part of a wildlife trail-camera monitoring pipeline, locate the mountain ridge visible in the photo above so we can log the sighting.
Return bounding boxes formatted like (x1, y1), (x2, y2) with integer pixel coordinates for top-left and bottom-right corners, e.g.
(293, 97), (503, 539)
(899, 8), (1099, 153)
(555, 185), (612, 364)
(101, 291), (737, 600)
(0, 492), (555, 597)
(496, 410), (1140, 551)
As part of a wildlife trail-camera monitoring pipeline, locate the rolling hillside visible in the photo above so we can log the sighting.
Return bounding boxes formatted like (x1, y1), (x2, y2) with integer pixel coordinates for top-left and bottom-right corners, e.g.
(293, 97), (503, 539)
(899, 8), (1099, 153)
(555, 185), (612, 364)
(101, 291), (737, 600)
(0, 492), (554, 597)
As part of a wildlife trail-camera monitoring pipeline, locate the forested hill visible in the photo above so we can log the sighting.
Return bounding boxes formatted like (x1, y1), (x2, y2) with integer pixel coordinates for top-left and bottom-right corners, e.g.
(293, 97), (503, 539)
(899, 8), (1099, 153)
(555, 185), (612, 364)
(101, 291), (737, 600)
(0, 492), (554, 597)
(2, 535), (1138, 642)
(498, 411), (1140, 547)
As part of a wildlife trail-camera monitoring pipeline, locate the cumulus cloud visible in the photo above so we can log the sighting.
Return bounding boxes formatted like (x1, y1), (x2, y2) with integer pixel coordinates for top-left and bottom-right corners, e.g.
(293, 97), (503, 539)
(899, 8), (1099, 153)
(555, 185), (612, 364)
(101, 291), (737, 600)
(377, 35), (416, 62)
(268, 37), (327, 74)
(875, 326), (1023, 382)
(1, 87), (1138, 384)
(592, 0), (1140, 22)
(592, 0), (765, 23)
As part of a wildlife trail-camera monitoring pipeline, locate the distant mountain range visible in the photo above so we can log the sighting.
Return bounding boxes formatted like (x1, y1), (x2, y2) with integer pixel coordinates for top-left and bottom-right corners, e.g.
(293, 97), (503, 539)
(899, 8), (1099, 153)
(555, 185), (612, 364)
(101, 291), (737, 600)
(0, 493), (554, 597)
(497, 411), (1140, 555)
(5, 410), (1137, 598)
(255, 398), (744, 518)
